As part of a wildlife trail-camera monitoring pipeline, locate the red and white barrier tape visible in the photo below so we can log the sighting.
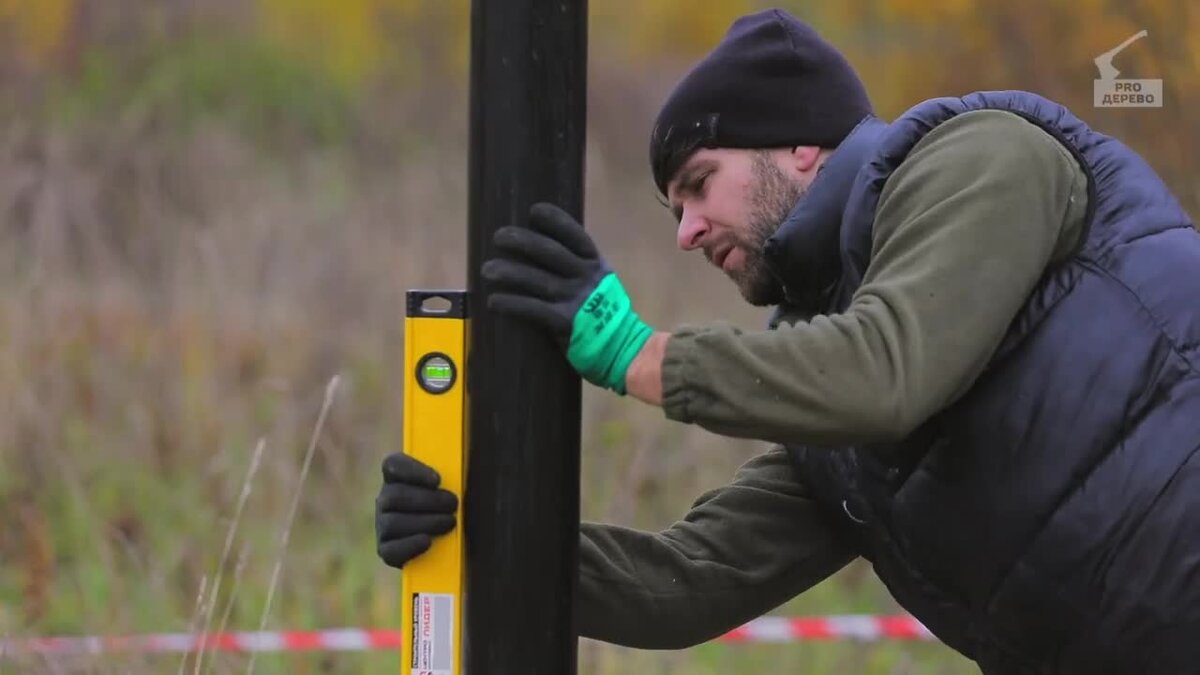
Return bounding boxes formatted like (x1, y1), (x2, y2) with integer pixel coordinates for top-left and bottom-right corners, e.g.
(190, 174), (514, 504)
(0, 616), (931, 656)
(719, 615), (932, 643)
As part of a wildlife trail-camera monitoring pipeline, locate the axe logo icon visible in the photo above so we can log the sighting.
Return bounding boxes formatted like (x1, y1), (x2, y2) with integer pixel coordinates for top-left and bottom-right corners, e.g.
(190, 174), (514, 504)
(1094, 30), (1163, 108)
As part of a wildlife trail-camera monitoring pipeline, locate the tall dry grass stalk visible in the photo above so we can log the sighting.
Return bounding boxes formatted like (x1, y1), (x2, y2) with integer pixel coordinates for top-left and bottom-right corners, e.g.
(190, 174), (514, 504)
(246, 375), (340, 675)
(193, 438), (267, 675)
(214, 543), (252, 647)
(178, 575), (208, 675)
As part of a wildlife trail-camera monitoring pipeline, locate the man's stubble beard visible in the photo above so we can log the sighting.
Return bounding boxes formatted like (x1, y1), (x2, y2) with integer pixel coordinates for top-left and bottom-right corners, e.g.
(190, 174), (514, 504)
(728, 152), (807, 306)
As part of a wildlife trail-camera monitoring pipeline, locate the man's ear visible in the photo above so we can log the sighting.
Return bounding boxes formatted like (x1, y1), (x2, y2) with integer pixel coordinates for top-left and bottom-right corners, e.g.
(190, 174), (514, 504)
(788, 145), (823, 173)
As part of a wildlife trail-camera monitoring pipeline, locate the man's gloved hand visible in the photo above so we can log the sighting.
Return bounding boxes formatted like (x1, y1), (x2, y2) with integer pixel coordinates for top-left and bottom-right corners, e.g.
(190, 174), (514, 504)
(481, 202), (654, 394)
(375, 452), (458, 569)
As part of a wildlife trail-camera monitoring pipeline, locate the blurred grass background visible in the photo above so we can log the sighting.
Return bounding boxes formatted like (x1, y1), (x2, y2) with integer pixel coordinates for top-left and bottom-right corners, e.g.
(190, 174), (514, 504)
(0, 1), (1196, 673)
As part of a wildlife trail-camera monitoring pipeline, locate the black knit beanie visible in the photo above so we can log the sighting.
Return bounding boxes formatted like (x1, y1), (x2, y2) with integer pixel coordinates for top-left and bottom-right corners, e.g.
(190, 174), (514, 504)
(649, 9), (873, 195)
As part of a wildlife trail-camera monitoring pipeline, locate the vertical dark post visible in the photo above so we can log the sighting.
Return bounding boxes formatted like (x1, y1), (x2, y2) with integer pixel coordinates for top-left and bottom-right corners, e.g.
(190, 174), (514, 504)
(465, 1), (585, 674)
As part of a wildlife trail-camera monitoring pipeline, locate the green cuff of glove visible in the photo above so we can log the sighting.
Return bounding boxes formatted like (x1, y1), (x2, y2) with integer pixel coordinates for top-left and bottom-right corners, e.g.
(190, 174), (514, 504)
(567, 273), (654, 394)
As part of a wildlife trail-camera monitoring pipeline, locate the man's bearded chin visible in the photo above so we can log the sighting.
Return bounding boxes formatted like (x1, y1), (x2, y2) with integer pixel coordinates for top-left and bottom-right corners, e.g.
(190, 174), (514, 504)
(728, 248), (784, 306)
(731, 154), (808, 306)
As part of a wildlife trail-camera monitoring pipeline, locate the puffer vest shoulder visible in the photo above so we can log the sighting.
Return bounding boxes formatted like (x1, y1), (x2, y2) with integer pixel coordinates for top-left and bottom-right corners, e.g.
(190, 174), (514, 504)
(771, 91), (1200, 674)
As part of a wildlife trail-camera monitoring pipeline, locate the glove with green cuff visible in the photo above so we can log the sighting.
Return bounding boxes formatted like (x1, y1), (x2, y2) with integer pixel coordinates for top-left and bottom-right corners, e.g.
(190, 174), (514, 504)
(481, 202), (654, 394)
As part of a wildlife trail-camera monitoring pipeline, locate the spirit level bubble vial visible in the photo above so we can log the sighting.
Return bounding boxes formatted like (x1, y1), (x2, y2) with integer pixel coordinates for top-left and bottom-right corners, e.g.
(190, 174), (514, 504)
(416, 353), (457, 394)
(402, 290), (468, 675)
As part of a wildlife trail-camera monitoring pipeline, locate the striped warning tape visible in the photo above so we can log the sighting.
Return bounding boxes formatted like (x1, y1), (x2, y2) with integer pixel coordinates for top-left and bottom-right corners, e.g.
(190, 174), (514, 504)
(720, 615), (932, 643)
(0, 616), (931, 655)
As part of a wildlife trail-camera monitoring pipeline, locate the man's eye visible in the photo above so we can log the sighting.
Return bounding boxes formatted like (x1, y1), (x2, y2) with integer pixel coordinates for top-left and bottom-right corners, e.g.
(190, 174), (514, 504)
(693, 171), (712, 195)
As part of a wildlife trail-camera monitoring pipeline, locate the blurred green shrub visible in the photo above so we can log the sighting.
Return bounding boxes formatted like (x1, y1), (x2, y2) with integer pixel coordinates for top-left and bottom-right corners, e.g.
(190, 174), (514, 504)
(50, 36), (355, 148)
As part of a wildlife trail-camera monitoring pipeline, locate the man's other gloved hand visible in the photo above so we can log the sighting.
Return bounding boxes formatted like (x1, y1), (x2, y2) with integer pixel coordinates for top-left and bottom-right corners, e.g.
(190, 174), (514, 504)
(481, 202), (653, 394)
(375, 452), (458, 569)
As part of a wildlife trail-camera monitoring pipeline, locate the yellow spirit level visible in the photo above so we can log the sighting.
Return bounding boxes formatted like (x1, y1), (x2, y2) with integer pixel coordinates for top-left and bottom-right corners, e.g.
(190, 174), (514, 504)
(401, 290), (468, 675)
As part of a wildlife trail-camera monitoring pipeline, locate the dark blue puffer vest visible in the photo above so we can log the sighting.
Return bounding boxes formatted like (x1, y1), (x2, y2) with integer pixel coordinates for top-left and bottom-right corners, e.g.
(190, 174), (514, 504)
(762, 91), (1200, 674)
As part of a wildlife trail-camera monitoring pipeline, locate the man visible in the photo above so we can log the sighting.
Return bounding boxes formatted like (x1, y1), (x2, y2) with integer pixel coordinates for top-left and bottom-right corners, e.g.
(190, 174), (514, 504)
(376, 8), (1200, 673)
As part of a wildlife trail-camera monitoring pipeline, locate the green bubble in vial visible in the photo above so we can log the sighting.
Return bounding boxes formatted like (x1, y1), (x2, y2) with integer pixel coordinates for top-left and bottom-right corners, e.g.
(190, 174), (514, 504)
(422, 357), (453, 388)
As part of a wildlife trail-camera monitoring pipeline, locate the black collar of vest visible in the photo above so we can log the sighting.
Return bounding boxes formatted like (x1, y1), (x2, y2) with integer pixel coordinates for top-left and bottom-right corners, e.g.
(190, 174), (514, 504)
(763, 114), (890, 312)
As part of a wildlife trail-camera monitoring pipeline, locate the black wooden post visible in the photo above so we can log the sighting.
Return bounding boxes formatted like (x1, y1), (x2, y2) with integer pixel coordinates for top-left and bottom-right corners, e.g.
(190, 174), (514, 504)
(464, 0), (586, 673)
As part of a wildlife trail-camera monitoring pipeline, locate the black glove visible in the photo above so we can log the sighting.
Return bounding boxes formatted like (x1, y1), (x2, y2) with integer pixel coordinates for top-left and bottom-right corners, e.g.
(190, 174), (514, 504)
(481, 202), (653, 394)
(375, 452), (458, 569)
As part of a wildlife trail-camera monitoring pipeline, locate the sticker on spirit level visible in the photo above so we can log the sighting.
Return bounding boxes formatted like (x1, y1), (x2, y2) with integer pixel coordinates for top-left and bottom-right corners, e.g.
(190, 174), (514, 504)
(410, 593), (454, 675)
(416, 353), (457, 394)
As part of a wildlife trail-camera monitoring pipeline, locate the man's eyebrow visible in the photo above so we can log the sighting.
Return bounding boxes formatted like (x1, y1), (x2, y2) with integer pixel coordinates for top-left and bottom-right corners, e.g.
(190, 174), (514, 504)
(673, 160), (715, 195)
(664, 158), (715, 221)
(672, 164), (700, 196)
(667, 159), (710, 210)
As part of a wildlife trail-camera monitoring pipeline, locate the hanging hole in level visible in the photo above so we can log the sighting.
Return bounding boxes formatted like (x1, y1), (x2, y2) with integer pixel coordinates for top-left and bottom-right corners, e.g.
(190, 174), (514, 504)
(421, 295), (452, 314)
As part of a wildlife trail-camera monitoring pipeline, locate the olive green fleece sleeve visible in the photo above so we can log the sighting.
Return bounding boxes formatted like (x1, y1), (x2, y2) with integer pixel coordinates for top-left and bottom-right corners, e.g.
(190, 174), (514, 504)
(661, 109), (1089, 447)
(577, 445), (854, 649)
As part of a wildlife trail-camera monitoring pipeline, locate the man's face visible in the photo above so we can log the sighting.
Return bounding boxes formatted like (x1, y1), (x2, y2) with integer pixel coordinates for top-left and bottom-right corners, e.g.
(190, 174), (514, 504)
(666, 148), (807, 306)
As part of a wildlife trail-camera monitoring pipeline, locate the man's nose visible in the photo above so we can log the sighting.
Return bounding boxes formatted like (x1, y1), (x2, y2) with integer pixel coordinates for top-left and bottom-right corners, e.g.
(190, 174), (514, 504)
(676, 208), (709, 251)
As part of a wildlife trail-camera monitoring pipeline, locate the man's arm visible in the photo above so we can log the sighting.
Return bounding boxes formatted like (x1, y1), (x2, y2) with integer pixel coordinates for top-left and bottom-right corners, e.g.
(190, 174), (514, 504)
(577, 445), (855, 649)
(634, 110), (1088, 447)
